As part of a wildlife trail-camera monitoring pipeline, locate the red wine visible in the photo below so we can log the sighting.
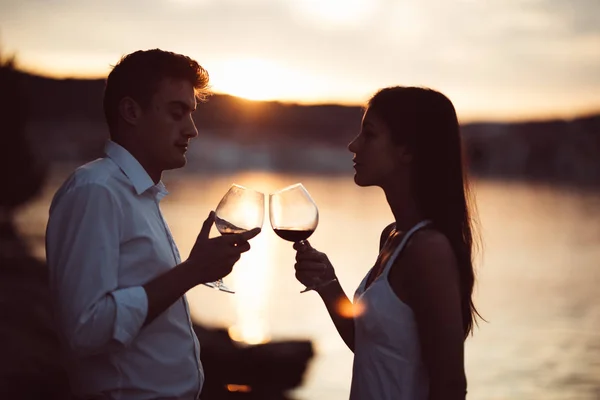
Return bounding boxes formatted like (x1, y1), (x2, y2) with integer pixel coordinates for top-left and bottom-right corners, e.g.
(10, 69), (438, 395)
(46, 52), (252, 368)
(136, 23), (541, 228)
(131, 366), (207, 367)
(274, 229), (314, 242)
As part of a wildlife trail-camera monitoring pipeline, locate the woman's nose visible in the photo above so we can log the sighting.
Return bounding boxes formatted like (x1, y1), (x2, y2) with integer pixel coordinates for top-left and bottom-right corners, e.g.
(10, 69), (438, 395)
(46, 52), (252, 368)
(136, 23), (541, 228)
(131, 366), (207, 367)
(348, 136), (359, 153)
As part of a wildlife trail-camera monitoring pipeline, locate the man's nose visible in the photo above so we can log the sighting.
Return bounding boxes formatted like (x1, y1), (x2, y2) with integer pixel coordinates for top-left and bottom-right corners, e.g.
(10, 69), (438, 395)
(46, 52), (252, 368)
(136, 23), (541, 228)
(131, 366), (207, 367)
(187, 126), (199, 138)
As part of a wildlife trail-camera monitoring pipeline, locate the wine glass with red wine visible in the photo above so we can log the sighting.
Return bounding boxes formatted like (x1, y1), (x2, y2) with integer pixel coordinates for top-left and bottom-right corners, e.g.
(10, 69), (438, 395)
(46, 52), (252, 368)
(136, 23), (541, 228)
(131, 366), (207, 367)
(209, 184), (264, 293)
(269, 183), (320, 293)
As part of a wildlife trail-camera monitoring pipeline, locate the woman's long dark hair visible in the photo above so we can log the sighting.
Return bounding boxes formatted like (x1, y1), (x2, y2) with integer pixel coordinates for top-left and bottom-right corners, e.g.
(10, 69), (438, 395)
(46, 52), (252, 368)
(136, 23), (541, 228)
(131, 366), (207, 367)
(368, 86), (481, 337)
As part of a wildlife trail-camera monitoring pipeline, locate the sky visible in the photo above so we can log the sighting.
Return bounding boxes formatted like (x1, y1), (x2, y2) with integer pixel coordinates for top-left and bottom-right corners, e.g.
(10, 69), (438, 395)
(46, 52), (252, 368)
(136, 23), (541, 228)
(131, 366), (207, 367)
(1, 0), (599, 121)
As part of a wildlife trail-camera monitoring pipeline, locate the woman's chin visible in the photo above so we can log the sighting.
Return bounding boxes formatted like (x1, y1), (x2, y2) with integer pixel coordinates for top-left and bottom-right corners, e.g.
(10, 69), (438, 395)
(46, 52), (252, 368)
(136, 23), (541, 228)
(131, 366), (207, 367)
(353, 173), (370, 187)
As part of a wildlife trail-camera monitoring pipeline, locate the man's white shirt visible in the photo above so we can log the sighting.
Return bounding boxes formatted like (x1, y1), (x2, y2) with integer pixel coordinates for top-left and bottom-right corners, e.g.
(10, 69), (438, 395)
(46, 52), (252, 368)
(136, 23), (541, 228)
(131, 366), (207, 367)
(46, 140), (203, 399)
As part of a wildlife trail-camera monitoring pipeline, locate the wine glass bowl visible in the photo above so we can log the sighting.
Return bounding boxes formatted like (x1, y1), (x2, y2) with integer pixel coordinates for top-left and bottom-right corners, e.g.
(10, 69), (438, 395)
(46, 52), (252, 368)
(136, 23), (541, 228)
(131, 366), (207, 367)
(209, 184), (265, 293)
(269, 183), (321, 293)
(269, 183), (318, 243)
(215, 184), (265, 235)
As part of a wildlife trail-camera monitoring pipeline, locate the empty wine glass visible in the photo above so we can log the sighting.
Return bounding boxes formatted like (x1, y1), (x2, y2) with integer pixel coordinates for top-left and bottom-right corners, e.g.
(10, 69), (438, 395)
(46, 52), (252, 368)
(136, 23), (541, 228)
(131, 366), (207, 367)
(207, 184), (264, 293)
(269, 183), (321, 293)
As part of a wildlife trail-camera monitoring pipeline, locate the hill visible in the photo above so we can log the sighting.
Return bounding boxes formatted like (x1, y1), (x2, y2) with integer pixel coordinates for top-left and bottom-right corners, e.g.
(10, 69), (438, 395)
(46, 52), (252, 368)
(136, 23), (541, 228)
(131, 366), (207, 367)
(8, 71), (600, 188)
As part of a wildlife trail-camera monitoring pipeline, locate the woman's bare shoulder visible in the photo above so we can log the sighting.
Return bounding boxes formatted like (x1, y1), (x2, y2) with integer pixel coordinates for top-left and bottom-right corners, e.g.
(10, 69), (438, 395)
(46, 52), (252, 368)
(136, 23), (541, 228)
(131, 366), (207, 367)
(403, 228), (460, 284)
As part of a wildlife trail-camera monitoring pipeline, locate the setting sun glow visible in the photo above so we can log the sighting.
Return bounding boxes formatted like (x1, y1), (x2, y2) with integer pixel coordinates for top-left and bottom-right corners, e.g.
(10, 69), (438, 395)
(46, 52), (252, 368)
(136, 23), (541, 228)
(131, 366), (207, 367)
(209, 58), (313, 102)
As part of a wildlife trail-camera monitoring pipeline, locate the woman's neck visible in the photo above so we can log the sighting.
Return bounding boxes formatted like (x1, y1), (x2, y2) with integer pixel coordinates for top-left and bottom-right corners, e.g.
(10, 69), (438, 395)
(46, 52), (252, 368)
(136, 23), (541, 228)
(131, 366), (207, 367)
(383, 184), (423, 233)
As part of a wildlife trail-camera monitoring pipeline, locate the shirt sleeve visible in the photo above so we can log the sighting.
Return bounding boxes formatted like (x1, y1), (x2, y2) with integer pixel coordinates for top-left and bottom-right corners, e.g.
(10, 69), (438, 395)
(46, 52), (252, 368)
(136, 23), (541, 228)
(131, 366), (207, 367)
(46, 182), (148, 356)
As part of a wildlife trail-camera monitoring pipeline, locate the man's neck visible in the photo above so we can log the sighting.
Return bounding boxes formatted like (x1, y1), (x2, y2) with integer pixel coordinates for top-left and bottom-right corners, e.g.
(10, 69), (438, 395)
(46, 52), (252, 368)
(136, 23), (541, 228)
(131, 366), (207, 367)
(112, 139), (162, 184)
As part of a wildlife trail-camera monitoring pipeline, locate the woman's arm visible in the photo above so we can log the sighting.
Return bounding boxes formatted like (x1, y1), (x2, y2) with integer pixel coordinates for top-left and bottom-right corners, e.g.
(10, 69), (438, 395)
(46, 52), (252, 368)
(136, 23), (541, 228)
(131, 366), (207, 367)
(294, 242), (355, 352)
(315, 280), (356, 352)
(394, 230), (467, 400)
(294, 223), (396, 353)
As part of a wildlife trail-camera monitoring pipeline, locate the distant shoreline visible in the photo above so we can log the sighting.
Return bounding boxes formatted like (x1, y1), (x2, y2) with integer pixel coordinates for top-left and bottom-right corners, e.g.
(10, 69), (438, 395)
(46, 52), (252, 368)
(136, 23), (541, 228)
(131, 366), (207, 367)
(11, 69), (599, 191)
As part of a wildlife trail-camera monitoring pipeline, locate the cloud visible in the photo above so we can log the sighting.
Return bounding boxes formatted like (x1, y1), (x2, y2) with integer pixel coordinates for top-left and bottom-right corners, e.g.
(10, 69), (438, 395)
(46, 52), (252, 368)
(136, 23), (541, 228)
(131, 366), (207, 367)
(287, 0), (381, 30)
(1, 0), (598, 118)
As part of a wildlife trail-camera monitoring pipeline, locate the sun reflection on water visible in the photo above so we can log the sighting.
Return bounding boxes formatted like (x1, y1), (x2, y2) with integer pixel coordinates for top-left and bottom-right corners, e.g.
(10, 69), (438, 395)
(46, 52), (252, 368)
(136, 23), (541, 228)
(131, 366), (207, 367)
(225, 172), (291, 345)
(228, 228), (272, 344)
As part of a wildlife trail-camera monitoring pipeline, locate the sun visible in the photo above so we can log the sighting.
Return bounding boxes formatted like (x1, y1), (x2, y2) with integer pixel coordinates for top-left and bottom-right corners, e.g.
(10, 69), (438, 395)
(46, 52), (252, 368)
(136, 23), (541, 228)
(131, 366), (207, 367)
(210, 58), (302, 102)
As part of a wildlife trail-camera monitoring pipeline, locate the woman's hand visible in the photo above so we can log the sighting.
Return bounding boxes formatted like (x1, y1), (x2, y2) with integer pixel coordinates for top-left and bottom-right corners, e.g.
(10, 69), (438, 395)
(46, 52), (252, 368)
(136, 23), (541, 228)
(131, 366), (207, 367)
(293, 241), (337, 289)
(293, 241), (355, 351)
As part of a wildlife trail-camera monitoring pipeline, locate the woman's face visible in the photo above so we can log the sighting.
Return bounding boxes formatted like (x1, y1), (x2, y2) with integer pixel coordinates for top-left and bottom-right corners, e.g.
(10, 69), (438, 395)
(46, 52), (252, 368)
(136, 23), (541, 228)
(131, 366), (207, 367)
(348, 108), (410, 188)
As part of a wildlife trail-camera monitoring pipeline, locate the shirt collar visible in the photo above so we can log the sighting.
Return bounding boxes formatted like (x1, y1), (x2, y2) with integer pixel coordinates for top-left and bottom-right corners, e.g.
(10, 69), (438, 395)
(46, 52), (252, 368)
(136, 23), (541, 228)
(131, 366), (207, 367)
(105, 140), (168, 197)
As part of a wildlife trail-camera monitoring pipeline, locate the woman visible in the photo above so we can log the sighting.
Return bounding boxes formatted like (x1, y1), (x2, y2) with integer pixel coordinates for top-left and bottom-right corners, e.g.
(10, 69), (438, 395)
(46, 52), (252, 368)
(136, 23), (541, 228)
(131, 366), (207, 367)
(294, 86), (480, 399)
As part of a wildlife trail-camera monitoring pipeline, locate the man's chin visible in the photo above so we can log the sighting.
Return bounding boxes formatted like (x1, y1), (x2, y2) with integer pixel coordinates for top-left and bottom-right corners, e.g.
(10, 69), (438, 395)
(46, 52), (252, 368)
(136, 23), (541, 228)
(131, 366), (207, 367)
(165, 156), (187, 171)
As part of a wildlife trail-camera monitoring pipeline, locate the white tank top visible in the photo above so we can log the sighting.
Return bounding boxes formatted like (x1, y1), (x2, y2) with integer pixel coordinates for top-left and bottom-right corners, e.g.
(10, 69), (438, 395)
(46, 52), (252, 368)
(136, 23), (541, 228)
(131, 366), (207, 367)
(350, 220), (431, 400)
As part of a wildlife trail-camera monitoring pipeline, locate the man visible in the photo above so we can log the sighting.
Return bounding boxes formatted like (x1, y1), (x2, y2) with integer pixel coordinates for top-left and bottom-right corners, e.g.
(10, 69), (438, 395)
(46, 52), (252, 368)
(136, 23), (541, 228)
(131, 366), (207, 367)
(45, 49), (260, 399)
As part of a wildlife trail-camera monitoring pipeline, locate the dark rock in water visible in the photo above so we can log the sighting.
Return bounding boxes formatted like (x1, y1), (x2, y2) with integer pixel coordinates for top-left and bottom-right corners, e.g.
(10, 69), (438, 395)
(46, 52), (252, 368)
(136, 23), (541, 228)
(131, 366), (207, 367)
(195, 325), (314, 399)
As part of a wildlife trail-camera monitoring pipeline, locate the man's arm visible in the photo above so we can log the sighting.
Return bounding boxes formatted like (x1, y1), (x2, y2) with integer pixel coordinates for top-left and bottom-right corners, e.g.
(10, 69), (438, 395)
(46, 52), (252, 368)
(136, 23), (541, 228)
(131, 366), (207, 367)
(46, 183), (147, 356)
(142, 214), (259, 326)
(47, 188), (260, 348)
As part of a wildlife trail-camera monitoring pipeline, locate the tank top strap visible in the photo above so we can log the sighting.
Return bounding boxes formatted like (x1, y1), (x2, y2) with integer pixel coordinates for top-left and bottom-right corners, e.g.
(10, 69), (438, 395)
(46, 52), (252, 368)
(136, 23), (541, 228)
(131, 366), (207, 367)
(381, 220), (432, 278)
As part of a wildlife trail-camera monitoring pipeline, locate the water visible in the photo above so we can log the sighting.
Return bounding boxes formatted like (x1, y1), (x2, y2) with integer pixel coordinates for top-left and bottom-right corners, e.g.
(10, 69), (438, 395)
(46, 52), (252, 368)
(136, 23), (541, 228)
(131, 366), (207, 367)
(15, 168), (600, 400)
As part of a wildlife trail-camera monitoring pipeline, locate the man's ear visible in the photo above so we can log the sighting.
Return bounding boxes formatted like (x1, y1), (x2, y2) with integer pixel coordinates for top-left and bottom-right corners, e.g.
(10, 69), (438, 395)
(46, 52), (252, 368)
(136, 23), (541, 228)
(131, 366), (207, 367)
(118, 97), (142, 126)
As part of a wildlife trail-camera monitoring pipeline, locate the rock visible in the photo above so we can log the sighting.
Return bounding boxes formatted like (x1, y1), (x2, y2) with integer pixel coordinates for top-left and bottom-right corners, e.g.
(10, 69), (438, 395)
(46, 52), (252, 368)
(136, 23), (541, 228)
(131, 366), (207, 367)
(195, 325), (314, 399)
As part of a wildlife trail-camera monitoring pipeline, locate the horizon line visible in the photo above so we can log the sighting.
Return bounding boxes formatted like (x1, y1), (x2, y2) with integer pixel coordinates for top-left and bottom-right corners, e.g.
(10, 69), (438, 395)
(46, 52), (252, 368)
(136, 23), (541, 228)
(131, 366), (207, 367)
(14, 65), (600, 125)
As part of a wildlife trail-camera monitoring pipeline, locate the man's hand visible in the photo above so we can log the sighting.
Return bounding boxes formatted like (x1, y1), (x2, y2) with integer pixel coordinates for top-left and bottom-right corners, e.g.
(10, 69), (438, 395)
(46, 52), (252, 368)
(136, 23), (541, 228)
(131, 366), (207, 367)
(186, 211), (261, 284)
(143, 211), (261, 326)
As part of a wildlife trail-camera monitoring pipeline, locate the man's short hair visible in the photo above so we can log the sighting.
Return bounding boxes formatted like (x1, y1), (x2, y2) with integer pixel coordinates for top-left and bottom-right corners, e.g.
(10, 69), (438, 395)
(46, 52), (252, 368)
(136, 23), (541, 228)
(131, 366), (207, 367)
(103, 49), (210, 134)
